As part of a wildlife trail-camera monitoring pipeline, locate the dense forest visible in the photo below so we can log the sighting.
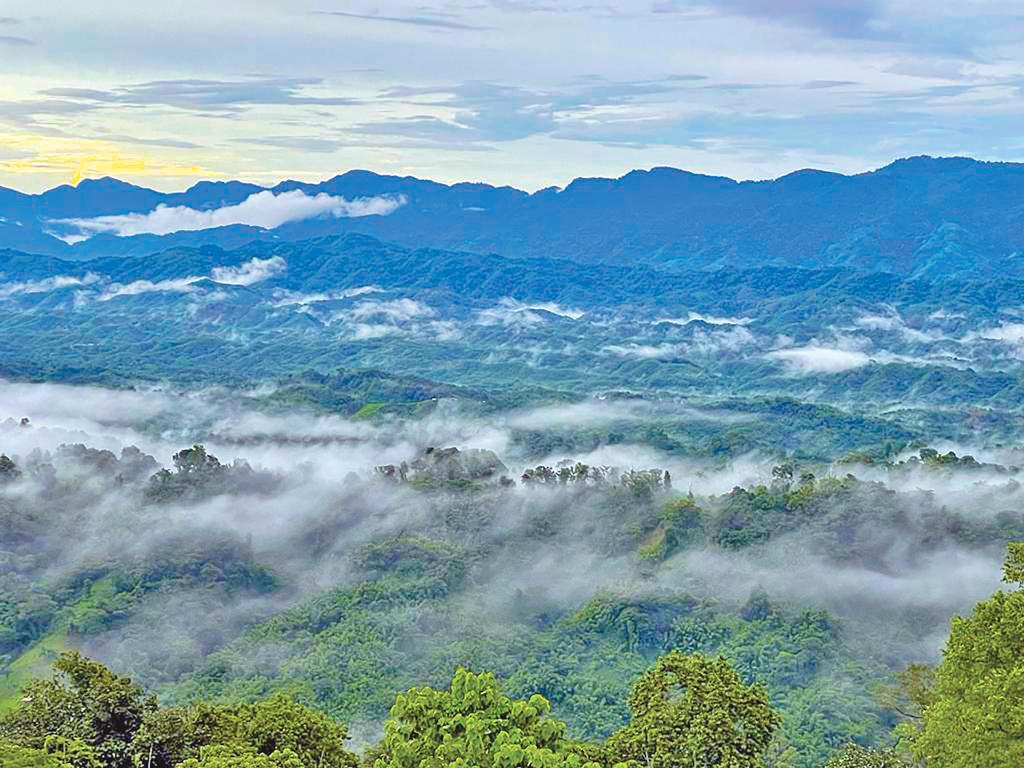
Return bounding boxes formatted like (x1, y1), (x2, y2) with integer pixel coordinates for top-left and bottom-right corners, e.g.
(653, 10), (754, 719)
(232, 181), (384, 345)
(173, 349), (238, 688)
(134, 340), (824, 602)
(0, 388), (1021, 768)
(4, 160), (1024, 768)
(1, 544), (1021, 768)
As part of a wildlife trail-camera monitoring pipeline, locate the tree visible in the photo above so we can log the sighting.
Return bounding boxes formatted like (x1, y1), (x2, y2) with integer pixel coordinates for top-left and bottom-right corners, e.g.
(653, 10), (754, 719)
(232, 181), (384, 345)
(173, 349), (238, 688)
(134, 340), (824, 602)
(771, 464), (794, 485)
(232, 695), (356, 768)
(2, 654), (357, 768)
(177, 745), (306, 768)
(130, 694), (356, 768)
(912, 542), (1024, 767)
(0, 454), (20, 482)
(0, 652), (155, 768)
(825, 744), (905, 768)
(172, 445), (223, 476)
(1002, 541), (1024, 587)
(372, 667), (600, 768)
(145, 445), (229, 502)
(129, 701), (238, 768)
(606, 652), (780, 768)
(876, 662), (933, 741)
(0, 738), (100, 768)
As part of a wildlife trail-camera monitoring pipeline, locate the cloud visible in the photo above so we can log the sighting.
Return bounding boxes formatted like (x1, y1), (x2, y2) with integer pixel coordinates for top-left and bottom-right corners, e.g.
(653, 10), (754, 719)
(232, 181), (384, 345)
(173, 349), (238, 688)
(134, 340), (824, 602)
(348, 298), (435, 322)
(476, 297), (584, 326)
(967, 322), (1024, 344)
(0, 273), (101, 299)
(51, 190), (407, 240)
(803, 80), (859, 89)
(349, 323), (402, 340)
(311, 298), (443, 341)
(43, 77), (359, 113)
(210, 256), (287, 287)
(361, 81), (557, 145)
(237, 136), (349, 154)
(656, 0), (884, 38)
(687, 325), (756, 354)
(100, 277), (201, 301)
(603, 343), (684, 359)
(312, 10), (488, 30)
(100, 257), (287, 300)
(502, 298), (585, 320)
(271, 286), (385, 307)
(603, 325), (756, 360)
(428, 320), (463, 341)
(767, 345), (871, 374)
(363, 76), (709, 148)
(854, 311), (944, 343)
(0, 379), (174, 430)
(506, 400), (657, 430)
(0, 133), (210, 186)
(660, 311), (754, 326)
(0, 35), (33, 46)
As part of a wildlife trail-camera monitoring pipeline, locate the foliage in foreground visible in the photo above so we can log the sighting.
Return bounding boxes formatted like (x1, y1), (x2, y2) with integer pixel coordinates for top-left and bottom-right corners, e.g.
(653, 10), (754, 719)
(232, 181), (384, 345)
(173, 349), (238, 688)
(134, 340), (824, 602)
(0, 653), (356, 768)
(0, 652), (783, 768)
(0, 524), (1020, 768)
(904, 543), (1024, 767)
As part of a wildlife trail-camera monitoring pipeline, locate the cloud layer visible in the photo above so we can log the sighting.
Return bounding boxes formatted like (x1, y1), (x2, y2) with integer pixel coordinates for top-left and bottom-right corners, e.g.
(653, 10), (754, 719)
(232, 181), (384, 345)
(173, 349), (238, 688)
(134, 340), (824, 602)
(767, 345), (871, 374)
(52, 190), (407, 240)
(99, 256), (286, 300)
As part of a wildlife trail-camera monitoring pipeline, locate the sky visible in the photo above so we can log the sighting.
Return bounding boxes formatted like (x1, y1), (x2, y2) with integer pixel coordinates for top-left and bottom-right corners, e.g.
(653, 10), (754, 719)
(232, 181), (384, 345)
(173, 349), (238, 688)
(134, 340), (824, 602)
(1, 0), (1023, 192)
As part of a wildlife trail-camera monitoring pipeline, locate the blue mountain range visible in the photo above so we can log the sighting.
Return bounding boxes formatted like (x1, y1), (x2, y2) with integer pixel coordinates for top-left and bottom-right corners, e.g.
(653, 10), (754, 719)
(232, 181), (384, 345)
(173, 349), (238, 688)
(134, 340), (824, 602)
(2, 156), (1023, 280)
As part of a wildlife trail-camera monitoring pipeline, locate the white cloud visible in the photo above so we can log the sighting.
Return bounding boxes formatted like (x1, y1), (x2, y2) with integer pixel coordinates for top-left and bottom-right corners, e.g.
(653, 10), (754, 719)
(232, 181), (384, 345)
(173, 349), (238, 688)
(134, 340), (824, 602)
(314, 298), (442, 341)
(688, 326), (756, 354)
(0, 273), (101, 298)
(272, 285), (385, 306)
(502, 298), (585, 320)
(51, 190), (408, 240)
(967, 323), (1024, 344)
(100, 277), (200, 300)
(603, 343), (684, 359)
(604, 326), (755, 360)
(506, 400), (656, 430)
(477, 306), (544, 326)
(661, 311), (754, 326)
(99, 256), (285, 300)
(929, 309), (966, 321)
(349, 323), (401, 340)
(854, 311), (943, 343)
(349, 298), (434, 322)
(767, 345), (871, 374)
(428, 320), (463, 341)
(854, 313), (901, 332)
(210, 256), (286, 286)
(476, 298), (584, 326)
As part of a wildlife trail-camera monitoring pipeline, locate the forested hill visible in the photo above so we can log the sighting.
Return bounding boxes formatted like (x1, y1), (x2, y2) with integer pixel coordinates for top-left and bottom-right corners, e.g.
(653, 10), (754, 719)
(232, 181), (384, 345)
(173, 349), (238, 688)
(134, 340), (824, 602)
(4, 156), (1024, 279)
(7, 233), (1024, 313)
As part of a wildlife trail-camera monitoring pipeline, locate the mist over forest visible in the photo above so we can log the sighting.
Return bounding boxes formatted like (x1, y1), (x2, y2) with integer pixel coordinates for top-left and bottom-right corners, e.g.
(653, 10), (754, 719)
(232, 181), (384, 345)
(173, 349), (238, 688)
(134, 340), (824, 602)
(2, 316), (1023, 768)
(2, 116), (1024, 768)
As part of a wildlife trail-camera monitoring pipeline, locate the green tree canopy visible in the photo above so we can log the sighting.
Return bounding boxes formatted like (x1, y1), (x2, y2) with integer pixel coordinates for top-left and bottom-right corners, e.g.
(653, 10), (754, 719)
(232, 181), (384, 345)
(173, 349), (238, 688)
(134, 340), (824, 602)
(0, 654), (356, 768)
(913, 542), (1024, 767)
(0, 737), (99, 768)
(176, 744), (306, 768)
(824, 744), (905, 768)
(606, 652), (780, 768)
(0, 652), (154, 768)
(372, 667), (600, 768)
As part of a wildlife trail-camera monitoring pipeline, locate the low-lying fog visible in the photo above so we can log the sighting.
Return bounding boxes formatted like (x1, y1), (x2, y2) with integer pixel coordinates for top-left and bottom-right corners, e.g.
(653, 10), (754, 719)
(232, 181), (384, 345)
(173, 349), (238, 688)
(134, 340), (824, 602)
(0, 379), (1015, 683)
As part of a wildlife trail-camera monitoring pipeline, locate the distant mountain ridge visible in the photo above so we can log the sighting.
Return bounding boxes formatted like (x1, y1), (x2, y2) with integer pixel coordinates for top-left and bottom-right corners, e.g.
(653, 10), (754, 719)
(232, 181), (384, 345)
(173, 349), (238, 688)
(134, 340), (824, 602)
(2, 156), (1023, 279)
(2, 232), (1023, 316)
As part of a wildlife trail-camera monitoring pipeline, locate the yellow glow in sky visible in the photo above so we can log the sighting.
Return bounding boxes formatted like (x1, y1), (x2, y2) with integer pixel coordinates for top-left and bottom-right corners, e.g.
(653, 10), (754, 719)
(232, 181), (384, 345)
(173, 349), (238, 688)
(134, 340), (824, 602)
(0, 134), (214, 187)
